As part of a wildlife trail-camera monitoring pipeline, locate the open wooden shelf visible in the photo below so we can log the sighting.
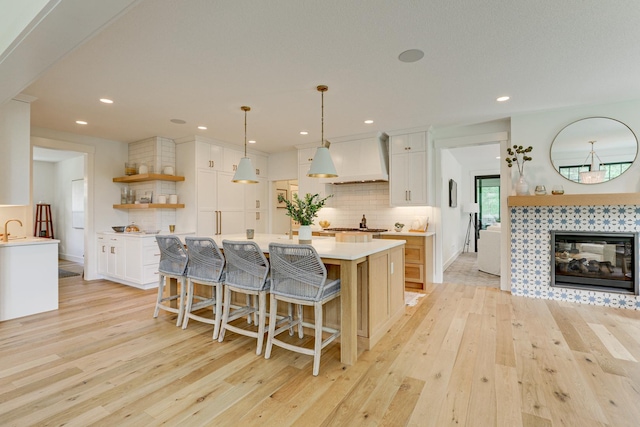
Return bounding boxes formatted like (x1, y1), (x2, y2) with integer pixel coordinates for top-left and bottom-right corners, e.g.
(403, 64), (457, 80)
(113, 173), (185, 183)
(113, 203), (185, 209)
(508, 193), (640, 207)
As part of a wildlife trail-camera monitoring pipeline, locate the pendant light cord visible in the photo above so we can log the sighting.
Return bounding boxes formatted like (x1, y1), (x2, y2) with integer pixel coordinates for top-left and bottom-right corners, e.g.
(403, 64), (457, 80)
(317, 85), (328, 148)
(241, 105), (250, 157)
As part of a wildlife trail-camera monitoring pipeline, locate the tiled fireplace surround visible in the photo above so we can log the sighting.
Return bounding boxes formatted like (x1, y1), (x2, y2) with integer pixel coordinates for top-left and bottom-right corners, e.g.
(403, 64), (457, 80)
(510, 199), (640, 310)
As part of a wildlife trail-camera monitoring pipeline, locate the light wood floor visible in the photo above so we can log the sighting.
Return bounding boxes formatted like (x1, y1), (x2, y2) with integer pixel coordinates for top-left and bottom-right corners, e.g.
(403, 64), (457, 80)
(1, 271), (639, 426)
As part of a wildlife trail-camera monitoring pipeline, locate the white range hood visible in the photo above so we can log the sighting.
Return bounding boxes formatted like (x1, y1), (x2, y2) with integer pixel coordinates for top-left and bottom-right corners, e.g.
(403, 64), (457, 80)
(321, 132), (389, 184)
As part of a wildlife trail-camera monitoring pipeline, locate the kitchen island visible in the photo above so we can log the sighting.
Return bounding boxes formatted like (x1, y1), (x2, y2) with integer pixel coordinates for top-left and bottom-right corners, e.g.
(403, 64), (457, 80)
(210, 234), (406, 365)
(0, 237), (59, 321)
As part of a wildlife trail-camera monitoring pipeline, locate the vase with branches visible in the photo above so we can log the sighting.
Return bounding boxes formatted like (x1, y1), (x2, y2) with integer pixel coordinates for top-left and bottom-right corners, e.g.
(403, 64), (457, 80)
(505, 145), (533, 195)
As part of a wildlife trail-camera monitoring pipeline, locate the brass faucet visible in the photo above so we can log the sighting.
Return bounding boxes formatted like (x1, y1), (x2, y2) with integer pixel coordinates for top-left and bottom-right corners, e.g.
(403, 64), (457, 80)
(3, 219), (23, 242)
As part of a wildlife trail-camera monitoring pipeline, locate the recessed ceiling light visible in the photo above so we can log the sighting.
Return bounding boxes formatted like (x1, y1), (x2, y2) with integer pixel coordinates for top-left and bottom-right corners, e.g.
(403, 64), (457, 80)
(99, 98), (113, 104)
(398, 49), (424, 63)
(300, 131), (308, 135)
(248, 140), (256, 144)
(364, 120), (374, 124)
(75, 120), (87, 125)
(197, 126), (207, 130)
(496, 96), (510, 102)
(170, 118), (186, 124)
(496, 156), (501, 159)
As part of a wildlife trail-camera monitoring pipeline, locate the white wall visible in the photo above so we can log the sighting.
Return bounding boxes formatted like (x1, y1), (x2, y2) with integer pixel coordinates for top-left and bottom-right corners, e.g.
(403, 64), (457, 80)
(32, 160), (54, 207)
(510, 99), (640, 194)
(267, 150), (297, 181)
(53, 155), (84, 262)
(440, 149), (463, 268)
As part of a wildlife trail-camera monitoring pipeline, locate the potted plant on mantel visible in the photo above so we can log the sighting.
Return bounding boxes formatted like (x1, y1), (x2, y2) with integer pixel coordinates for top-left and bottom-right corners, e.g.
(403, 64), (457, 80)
(278, 192), (332, 244)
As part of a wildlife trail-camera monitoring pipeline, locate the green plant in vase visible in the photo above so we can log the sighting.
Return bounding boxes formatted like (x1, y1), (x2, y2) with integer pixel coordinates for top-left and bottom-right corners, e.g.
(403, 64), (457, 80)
(278, 192), (332, 243)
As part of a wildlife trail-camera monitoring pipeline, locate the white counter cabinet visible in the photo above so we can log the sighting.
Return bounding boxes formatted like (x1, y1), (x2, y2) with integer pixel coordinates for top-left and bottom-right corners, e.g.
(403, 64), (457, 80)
(96, 232), (192, 289)
(0, 238), (59, 321)
(389, 131), (428, 206)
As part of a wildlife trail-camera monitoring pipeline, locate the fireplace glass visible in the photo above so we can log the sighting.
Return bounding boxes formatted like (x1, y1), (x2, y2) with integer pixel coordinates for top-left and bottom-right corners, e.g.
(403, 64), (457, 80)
(551, 231), (639, 294)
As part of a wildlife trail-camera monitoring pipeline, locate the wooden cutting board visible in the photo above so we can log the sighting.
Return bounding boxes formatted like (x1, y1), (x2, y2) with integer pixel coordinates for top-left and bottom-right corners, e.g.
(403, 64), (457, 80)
(334, 232), (372, 243)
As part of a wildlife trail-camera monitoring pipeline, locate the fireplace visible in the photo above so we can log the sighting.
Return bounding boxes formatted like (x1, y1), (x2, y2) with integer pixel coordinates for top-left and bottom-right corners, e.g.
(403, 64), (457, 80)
(551, 231), (639, 295)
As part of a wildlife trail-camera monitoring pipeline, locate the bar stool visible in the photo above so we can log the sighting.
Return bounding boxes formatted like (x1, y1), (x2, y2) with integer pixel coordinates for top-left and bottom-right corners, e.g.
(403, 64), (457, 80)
(265, 243), (341, 376)
(182, 237), (225, 339)
(153, 235), (189, 326)
(218, 240), (270, 355)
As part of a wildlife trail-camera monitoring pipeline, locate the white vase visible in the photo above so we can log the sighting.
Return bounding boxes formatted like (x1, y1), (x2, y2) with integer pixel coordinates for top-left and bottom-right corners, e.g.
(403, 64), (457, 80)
(298, 225), (312, 244)
(515, 173), (529, 196)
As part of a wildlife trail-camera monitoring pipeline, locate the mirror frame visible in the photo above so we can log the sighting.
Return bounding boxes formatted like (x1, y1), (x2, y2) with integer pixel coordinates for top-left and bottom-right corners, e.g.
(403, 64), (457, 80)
(549, 116), (638, 184)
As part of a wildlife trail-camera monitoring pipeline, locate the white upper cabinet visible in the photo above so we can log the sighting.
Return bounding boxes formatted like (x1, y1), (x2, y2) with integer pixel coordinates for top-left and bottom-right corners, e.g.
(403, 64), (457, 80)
(0, 98), (31, 205)
(389, 131), (428, 206)
(223, 147), (244, 173)
(390, 131), (426, 154)
(195, 140), (222, 170)
(251, 153), (268, 177)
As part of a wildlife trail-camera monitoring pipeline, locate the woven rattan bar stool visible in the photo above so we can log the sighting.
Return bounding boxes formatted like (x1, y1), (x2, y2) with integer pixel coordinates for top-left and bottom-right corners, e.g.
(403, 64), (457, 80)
(218, 240), (271, 355)
(153, 235), (189, 326)
(265, 243), (341, 376)
(182, 237), (225, 339)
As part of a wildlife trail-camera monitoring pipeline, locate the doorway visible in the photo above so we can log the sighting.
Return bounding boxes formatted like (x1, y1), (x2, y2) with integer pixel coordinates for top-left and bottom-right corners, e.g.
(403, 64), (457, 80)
(475, 174), (501, 231)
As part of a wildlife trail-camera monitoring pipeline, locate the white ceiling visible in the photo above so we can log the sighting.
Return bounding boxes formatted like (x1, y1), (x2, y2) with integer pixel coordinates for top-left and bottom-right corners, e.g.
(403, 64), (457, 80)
(18, 0), (640, 154)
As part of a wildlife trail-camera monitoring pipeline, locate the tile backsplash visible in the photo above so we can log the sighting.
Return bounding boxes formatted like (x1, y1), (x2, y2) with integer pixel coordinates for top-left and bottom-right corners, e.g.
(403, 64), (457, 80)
(314, 182), (432, 231)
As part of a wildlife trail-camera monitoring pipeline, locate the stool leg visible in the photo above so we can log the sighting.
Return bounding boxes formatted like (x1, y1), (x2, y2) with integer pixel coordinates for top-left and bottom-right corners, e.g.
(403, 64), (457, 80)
(153, 274), (164, 318)
(297, 304), (304, 338)
(182, 279), (194, 329)
(212, 283), (223, 340)
(218, 286), (233, 342)
(256, 291), (267, 355)
(264, 293), (278, 359)
(176, 277), (186, 327)
(313, 301), (323, 376)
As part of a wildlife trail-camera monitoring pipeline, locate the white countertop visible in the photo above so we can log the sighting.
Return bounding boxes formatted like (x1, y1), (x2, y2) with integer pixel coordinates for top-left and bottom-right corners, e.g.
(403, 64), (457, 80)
(0, 237), (60, 247)
(379, 230), (435, 237)
(99, 231), (195, 237)
(211, 233), (405, 260)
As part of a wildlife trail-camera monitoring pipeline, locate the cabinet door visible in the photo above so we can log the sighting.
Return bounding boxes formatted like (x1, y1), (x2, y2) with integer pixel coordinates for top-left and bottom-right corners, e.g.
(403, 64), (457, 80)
(244, 178), (267, 210)
(0, 99), (30, 205)
(252, 153), (268, 178)
(407, 151), (427, 205)
(197, 209), (217, 236)
(219, 210), (245, 234)
(298, 147), (316, 164)
(107, 237), (124, 279)
(298, 163), (330, 200)
(97, 236), (108, 275)
(197, 169), (217, 210)
(217, 172), (244, 210)
(223, 148), (244, 173)
(124, 238), (141, 282)
(390, 151), (427, 206)
(245, 211), (267, 233)
(196, 141), (222, 170)
(390, 131), (426, 154)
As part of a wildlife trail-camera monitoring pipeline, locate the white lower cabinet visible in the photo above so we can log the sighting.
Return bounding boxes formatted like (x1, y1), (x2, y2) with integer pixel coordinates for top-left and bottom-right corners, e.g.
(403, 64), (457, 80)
(97, 233), (165, 289)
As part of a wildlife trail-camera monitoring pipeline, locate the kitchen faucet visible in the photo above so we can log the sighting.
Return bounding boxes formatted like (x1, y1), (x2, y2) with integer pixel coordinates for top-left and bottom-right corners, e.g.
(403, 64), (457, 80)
(3, 219), (23, 242)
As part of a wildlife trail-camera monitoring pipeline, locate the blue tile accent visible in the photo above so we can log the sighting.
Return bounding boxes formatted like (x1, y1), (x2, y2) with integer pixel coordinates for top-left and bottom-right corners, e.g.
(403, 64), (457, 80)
(510, 204), (639, 310)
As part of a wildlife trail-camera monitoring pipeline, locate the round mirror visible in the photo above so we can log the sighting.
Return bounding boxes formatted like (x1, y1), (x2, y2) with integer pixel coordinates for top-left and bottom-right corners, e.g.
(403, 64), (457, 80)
(550, 117), (638, 184)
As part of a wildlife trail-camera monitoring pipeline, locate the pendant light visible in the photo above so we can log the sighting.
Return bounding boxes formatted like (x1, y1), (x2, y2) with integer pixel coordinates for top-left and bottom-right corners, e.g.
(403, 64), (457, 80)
(232, 106), (258, 184)
(307, 85), (338, 178)
(579, 140), (606, 184)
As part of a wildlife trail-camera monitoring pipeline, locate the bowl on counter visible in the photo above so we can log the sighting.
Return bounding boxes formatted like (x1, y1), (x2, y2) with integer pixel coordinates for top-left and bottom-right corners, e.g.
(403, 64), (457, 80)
(112, 226), (126, 233)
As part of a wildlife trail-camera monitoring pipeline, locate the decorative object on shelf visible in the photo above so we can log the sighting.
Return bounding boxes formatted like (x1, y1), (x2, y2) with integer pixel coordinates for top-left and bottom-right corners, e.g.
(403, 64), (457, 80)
(409, 216), (429, 232)
(278, 192), (332, 243)
(125, 162), (137, 176)
(121, 187), (128, 204)
(506, 144), (533, 195)
(515, 174), (530, 195)
(232, 105), (258, 183)
(319, 219), (330, 229)
(463, 203), (479, 253)
(163, 166), (174, 175)
(127, 189), (135, 204)
(140, 191), (153, 203)
(534, 185), (547, 195)
(138, 163), (148, 174)
(579, 140), (606, 183)
(157, 194), (167, 204)
(551, 185), (565, 195)
(169, 194), (178, 204)
(394, 222), (404, 232)
(169, 224), (175, 233)
(308, 85), (338, 178)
